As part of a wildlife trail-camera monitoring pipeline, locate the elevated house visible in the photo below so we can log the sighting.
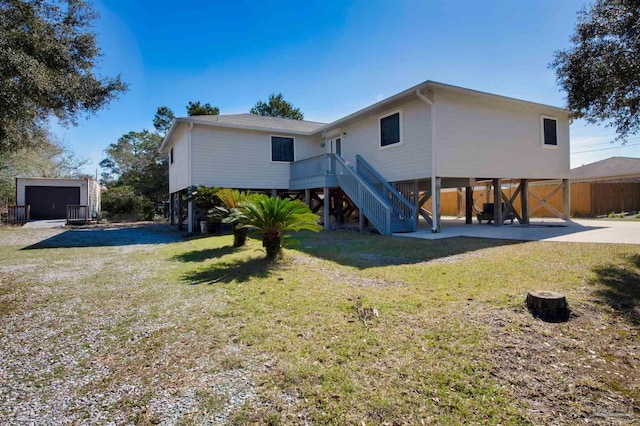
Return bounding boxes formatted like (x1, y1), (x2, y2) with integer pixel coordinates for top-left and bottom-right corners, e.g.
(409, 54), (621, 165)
(160, 80), (571, 234)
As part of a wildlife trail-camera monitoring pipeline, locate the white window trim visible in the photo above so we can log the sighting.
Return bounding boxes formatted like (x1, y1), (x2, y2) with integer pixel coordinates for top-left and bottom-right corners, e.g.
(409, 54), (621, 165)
(379, 109), (403, 150)
(270, 135), (296, 163)
(540, 115), (558, 149)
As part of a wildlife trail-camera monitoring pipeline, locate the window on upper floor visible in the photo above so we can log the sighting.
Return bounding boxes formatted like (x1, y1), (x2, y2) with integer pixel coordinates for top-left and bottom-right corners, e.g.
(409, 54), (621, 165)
(170, 147), (174, 164)
(271, 136), (294, 162)
(541, 116), (558, 147)
(380, 111), (402, 148)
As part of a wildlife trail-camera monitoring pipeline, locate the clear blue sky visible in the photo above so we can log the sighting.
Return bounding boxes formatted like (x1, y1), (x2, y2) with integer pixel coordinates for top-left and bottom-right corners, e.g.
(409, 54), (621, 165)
(52, 0), (640, 176)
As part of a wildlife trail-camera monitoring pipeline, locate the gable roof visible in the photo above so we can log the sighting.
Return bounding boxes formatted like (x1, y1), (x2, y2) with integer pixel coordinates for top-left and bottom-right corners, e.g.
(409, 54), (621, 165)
(182, 113), (326, 133)
(571, 157), (640, 182)
(312, 80), (569, 136)
(160, 114), (326, 152)
(160, 80), (569, 152)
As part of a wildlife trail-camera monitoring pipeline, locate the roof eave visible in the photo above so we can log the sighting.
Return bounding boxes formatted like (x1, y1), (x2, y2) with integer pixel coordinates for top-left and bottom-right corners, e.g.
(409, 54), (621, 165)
(159, 118), (189, 153)
(312, 80), (570, 135)
(427, 81), (570, 114)
(571, 173), (640, 183)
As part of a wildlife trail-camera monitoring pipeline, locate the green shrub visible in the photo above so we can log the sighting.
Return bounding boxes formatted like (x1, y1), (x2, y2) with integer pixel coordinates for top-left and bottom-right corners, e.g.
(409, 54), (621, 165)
(101, 186), (153, 221)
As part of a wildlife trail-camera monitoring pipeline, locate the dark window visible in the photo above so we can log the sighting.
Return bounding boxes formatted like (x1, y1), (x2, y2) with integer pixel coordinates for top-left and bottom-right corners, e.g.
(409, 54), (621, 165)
(170, 147), (174, 164)
(271, 136), (294, 162)
(543, 118), (557, 146)
(380, 112), (401, 147)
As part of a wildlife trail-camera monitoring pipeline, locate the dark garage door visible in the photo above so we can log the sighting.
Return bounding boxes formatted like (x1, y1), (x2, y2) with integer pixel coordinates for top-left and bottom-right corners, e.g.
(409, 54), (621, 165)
(25, 186), (80, 220)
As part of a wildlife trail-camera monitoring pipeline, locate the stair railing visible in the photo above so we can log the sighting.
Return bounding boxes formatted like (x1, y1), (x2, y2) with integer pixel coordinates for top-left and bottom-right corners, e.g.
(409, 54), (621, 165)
(333, 155), (392, 235)
(355, 155), (416, 231)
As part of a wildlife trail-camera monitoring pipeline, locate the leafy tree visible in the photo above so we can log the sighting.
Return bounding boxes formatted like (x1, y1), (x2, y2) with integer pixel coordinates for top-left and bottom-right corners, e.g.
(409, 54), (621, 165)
(99, 130), (167, 204)
(229, 194), (321, 260)
(250, 93), (304, 120)
(188, 185), (220, 210)
(187, 101), (219, 116)
(101, 185), (153, 220)
(153, 106), (175, 135)
(551, 0), (640, 141)
(209, 188), (251, 247)
(0, 0), (128, 155)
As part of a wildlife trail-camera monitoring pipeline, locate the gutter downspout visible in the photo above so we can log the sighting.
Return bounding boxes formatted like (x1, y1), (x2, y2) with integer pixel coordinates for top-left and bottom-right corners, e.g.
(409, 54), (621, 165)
(416, 89), (438, 232)
(187, 122), (194, 234)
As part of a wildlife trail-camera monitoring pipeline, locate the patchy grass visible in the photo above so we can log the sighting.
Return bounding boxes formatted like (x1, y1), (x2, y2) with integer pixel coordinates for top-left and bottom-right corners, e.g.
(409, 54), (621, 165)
(0, 225), (638, 424)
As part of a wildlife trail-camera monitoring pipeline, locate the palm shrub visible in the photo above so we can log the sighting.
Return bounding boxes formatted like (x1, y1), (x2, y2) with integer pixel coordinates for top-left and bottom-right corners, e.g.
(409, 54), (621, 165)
(229, 194), (322, 260)
(188, 185), (220, 233)
(209, 188), (251, 247)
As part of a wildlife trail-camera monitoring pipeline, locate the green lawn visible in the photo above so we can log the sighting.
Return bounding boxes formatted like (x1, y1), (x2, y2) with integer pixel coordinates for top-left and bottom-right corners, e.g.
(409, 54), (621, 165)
(0, 225), (638, 424)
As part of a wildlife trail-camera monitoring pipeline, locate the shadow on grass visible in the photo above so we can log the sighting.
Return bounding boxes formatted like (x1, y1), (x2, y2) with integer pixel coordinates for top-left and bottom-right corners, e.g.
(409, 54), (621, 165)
(22, 224), (180, 249)
(290, 230), (524, 269)
(591, 254), (640, 325)
(171, 246), (238, 262)
(182, 256), (273, 285)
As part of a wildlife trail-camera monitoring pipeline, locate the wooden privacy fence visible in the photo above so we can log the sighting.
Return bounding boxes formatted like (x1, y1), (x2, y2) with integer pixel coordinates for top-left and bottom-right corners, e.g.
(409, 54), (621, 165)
(440, 182), (640, 218)
(66, 205), (89, 225)
(7, 205), (30, 225)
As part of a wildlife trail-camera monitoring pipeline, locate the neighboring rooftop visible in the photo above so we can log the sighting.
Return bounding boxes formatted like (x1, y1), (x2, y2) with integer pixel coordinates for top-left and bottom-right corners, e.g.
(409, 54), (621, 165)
(571, 157), (640, 182)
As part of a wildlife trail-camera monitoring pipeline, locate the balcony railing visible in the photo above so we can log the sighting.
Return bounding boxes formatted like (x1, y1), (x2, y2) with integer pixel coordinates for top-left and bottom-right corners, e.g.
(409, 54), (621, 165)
(289, 154), (338, 190)
(7, 205), (30, 225)
(67, 205), (89, 225)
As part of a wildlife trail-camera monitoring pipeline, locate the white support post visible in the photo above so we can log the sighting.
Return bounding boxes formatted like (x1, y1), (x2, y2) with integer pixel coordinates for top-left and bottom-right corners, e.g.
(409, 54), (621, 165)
(323, 187), (330, 230)
(433, 177), (441, 233)
(563, 179), (571, 221)
(187, 201), (194, 234)
(521, 179), (529, 225)
(493, 179), (503, 226)
(414, 179), (420, 230)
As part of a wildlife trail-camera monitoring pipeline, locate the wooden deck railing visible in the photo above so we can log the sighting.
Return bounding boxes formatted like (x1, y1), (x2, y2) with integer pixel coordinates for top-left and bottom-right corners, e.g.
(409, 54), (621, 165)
(290, 154), (335, 180)
(67, 205), (88, 225)
(334, 155), (392, 235)
(356, 155), (416, 232)
(8, 205), (30, 225)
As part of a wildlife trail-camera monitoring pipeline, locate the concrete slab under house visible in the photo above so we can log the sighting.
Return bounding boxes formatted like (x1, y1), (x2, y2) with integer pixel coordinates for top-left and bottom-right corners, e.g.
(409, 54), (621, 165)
(160, 80), (572, 236)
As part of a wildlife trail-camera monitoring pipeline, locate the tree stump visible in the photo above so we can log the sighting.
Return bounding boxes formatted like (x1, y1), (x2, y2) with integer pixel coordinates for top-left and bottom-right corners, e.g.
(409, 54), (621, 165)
(526, 290), (570, 322)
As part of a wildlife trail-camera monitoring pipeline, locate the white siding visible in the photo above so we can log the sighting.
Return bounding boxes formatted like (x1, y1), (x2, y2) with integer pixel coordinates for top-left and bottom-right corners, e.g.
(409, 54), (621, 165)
(168, 124), (189, 193)
(340, 98), (432, 182)
(87, 179), (101, 217)
(434, 90), (570, 179)
(190, 125), (323, 189)
(16, 178), (88, 205)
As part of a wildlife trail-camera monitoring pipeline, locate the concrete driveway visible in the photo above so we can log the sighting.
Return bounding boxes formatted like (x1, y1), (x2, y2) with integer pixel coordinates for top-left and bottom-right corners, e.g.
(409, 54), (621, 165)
(22, 219), (67, 228)
(395, 217), (640, 244)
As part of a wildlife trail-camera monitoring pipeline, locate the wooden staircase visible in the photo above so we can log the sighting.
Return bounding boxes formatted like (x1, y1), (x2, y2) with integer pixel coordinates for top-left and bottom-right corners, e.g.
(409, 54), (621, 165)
(334, 155), (416, 235)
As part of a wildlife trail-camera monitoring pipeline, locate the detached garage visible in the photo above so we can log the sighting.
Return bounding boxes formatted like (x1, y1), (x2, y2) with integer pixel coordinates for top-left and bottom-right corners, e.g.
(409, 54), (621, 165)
(15, 177), (101, 221)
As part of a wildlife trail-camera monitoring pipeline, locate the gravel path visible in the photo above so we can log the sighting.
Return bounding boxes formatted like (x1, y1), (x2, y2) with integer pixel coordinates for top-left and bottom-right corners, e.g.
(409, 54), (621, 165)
(0, 224), (263, 424)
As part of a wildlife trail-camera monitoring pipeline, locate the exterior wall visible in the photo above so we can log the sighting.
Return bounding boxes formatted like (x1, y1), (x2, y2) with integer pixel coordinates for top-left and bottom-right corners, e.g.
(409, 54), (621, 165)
(190, 124), (323, 189)
(169, 123), (190, 194)
(87, 179), (101, 218)
(434, 89), (570, 179)
(339, 98), (432, 182)
(16, 178), (89, 205)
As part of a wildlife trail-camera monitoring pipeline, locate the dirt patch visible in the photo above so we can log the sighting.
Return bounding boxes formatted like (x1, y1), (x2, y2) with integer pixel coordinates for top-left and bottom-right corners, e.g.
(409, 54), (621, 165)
(290, 254), (404, 288)
(478, 305), (639, 425)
